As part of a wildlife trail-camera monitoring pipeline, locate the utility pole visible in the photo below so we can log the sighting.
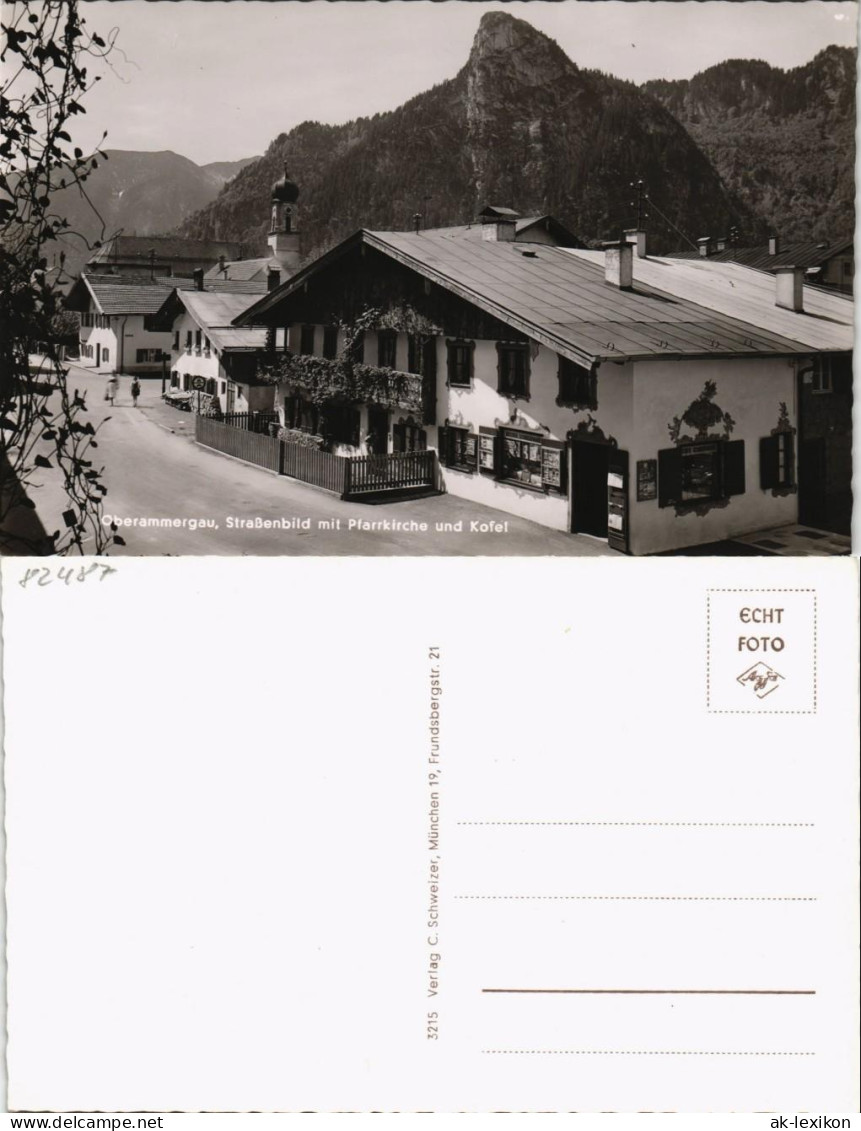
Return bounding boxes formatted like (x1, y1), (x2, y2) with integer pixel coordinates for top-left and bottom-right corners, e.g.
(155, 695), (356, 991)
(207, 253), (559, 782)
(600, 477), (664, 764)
(630, 179), (648, 230)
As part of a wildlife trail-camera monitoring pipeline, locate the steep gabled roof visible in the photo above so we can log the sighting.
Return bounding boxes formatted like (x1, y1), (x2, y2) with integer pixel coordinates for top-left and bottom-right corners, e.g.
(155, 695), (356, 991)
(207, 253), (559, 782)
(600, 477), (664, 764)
(236, 228), (831, 366)
(64, 273), (193, 315)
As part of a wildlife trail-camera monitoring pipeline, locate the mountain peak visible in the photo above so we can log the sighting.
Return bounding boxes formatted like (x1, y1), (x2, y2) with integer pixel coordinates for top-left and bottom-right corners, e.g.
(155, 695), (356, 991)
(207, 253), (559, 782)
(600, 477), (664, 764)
(469, 11), (573, 82)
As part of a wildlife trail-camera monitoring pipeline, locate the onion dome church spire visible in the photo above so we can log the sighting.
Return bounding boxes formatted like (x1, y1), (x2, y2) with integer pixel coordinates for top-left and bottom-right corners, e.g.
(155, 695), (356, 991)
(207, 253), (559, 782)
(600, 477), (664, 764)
(268, 164), (301, 272)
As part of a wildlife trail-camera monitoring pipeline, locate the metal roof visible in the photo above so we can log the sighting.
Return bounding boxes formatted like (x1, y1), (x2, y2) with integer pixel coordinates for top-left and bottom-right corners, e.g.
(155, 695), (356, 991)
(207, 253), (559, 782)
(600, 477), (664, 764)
(668, 238), (854, 273)
(87, 235), (241, 265)
(204, 278), (269, 295)
(564, 250), (853, 353)
(204, 257), (280, 282)
(417, 215), (585, 248)
(175, 290), (267, 352)
(65, 274), (182, 315)
(237, 229), (849, 366)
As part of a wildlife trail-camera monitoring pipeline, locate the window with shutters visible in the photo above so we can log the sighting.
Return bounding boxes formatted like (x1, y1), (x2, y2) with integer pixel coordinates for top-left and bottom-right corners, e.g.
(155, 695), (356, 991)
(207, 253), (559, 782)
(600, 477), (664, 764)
(186, 330), (193, 351)
(173, 331), (180, 351)
(195, 329), (202, 355)
(377, 329), (398, 369)
(440, 425), (477, 472)
(681, 442), (721, 501)
(446, 340), (474, 388)
(497, 342), (530, 398)
(659, 440), (745, 508)
(323, 325), (339, 360)
(557, 357), (597, 409)
(300, 324), (316, 356)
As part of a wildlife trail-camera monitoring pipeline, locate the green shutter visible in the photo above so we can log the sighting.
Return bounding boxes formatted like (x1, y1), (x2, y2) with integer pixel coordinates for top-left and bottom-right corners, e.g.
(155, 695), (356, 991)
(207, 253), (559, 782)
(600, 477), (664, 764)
(760, 435), (779, 490)
(723, 439), (746, 496)
(658, 447), (682, 508)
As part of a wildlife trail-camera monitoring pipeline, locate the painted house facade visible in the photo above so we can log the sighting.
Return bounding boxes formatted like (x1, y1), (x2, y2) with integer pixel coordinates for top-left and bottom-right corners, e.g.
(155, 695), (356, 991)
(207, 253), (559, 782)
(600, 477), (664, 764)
(155, 284), (273, 415)
(236, 220), (852, 554)
(64, 274), (178, 374)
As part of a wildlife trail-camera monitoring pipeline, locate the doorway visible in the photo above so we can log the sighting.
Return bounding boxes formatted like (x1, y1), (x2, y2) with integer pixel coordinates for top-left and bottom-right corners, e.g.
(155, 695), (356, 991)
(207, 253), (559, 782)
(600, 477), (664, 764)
(367, 407), (389, 454)
(798, 437), (827, 528)
(570, 440), (609, 537)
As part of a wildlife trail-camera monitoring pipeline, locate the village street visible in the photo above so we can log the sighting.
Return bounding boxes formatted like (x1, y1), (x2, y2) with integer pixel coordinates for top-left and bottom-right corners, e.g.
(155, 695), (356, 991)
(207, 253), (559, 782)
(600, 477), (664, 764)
(28, 364), (616, 557)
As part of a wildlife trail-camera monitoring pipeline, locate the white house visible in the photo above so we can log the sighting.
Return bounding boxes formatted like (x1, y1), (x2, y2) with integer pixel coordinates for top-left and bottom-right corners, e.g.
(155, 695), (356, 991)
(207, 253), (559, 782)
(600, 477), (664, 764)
(64, 274), (178, 375)
(154, 284), (273, 415)
(235, 215), (852, 554)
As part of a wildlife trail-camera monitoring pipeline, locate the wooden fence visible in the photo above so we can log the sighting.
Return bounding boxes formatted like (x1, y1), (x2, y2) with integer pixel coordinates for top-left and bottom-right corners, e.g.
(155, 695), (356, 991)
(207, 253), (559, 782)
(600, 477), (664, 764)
(196, 416), (281, 473)
(220, 411), (280, 434)
(196, 416), (436, 498)
(344, 450), (436, 495)
(282, 443), (348, 495)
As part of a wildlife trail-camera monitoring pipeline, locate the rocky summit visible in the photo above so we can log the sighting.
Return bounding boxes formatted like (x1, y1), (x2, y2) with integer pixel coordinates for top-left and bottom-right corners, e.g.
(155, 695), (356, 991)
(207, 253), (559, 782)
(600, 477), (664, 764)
(179, 11), (760, 260)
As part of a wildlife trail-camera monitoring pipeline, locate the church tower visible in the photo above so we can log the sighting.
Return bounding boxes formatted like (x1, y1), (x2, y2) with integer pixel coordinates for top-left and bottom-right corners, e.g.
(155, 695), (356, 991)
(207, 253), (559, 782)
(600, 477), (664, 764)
(268, 166), (301, 273)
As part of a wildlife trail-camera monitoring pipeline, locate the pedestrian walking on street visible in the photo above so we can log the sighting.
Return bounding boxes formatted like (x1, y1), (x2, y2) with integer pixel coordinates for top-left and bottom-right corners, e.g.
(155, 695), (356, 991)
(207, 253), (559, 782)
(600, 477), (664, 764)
(105, 375), (119, 406)
(131, 377), (141, 407)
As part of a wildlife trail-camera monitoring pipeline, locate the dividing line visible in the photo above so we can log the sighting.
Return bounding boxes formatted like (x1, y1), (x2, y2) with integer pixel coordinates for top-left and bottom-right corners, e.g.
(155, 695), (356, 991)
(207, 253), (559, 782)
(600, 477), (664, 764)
(482, 988), (815, 995)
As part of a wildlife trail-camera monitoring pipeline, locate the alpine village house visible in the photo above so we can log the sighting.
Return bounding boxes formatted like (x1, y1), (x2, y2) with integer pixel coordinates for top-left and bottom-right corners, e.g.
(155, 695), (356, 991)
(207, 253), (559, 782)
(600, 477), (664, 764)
(227, 175), (851, 555)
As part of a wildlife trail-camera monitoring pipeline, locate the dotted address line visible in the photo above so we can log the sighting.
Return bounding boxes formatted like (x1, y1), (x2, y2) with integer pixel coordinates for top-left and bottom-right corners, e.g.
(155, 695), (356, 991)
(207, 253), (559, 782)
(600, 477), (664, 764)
(456, 821), (814, 828)
(482, 1050), (815, 1057)
(456, 895), (816, 902)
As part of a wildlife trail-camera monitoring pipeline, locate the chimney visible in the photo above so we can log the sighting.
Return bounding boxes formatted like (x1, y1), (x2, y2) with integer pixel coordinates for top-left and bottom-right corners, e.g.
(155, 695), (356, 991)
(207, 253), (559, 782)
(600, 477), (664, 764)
(775, 266), (804, 313)
(697, 236), (711, 258)
(218, 255), (227, 276)
(413, 213), (422, 234)
(624, 228), (647, 259)
(479, 206), (518, 242)
(193, 268), (204, 291)
(267, 266), (281, 292)
(715, 236), (727, 253)
(769, 236), (780, 256)
(603, 240), (633, 290)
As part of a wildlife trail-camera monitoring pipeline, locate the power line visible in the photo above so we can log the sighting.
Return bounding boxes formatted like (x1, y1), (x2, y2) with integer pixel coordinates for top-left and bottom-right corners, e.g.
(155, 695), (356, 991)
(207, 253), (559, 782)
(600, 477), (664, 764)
(644, 192), (698, 250)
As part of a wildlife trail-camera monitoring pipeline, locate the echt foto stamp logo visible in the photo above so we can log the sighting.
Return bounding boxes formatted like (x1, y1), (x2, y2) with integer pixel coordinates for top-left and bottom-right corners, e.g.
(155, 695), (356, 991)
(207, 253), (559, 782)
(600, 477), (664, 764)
(707, 590), (816, 713)
(736, 660), (784, 700)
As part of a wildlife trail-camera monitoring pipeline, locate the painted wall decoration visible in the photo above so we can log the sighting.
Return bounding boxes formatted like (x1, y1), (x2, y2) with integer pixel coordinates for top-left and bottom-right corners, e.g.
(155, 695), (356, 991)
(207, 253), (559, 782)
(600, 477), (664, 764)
(569, 414), (618, 448)
(668, 380), (736, 446)
(664, 381), (739, 518)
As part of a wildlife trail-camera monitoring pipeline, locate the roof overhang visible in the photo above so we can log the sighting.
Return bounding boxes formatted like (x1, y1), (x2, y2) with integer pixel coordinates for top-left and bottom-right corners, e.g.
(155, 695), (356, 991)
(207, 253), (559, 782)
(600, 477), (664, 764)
(235, 231), (601, 367)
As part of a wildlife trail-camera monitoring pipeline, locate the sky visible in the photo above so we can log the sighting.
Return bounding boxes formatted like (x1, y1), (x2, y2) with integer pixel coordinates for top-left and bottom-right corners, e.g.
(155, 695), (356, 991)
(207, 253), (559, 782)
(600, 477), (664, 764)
(70, 0), (859, 165)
